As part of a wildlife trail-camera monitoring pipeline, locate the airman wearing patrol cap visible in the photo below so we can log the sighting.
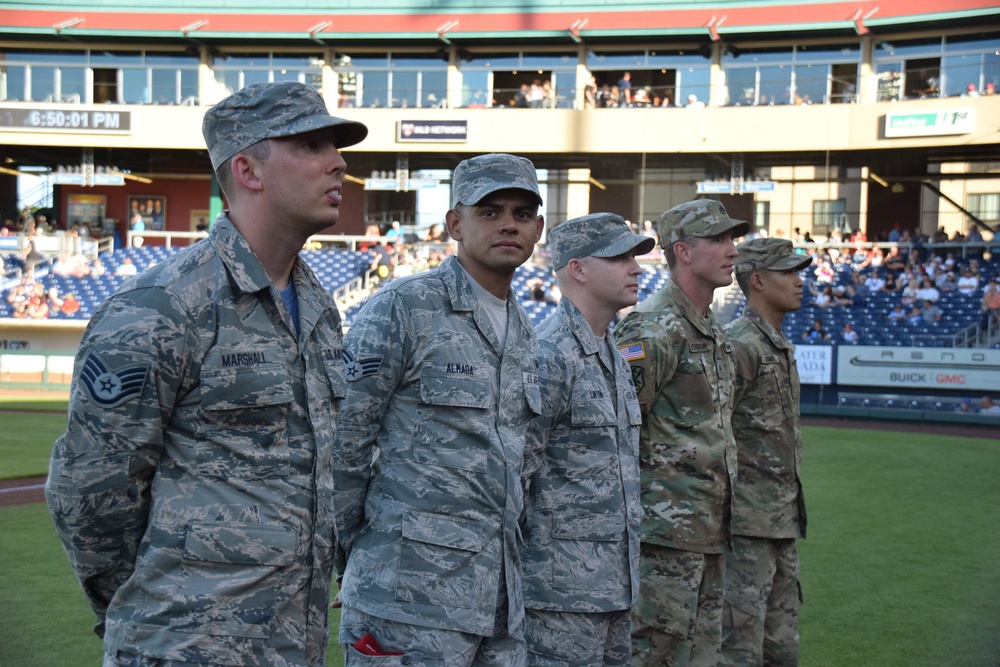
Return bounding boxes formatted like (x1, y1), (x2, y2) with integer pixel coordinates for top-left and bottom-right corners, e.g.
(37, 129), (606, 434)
(450, 152), (544, 208)
(614, 199), (749, 667)
(334, 153), (543, 665)
(522, 212), (652, 664)
(203, 80), (368, 172)
(721, 236), (812, 666)
(48, 80), (365, 667)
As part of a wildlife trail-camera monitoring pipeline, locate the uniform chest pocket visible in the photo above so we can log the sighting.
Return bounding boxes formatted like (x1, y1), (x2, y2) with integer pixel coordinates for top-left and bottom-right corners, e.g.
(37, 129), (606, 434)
(414, 371), (492, 473)
(199, 357), (294, 478)
(759, 356), (792, 419)
(660, 355), (715, 428)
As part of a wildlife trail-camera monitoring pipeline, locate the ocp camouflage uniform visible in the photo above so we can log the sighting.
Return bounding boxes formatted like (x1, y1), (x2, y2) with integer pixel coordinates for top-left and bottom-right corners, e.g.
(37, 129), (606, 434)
(334, 254), (541, 661)
(522, 297), (642, 666)
(46, 213), (346, 667)
(613, 278), (737, 667)
(720, 306), (806, 667)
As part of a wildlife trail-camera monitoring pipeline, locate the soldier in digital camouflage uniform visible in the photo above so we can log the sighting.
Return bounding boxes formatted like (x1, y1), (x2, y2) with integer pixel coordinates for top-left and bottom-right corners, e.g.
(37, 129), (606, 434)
(720, 238), (812, 667)
(45, 81), (367, 667)
(613, 200), (750, 667)
(333, 154), (545, 666)
(521, 213), (654, 666)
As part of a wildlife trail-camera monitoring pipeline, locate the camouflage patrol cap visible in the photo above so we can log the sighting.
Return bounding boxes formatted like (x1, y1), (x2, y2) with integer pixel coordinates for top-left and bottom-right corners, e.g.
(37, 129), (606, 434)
(549, 212), (656, 270)
(202, 81), (369, 171)
(656, 200), (751, 247)
(451, 153), (543, 208)
(735, 237), (812, 275)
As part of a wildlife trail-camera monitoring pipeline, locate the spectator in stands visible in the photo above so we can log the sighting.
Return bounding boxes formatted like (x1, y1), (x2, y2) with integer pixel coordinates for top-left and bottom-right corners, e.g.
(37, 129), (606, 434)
(423, 222), (447, 243)
(965, 226), (985, 260)
(937, 271), (959, 293)
(50, 253), (75, 277)
(887, 303), (907, 323)
(527, 277), (547, 302)
(369, 239), (396, 280)
(808, 282), (834, 307)
(956, 267), (979, 296)
(114, 256), (138, 277)
(90, 257), (107, 277)
(884, 245), (906, 271)
(900, 277), (920, 305)
(981, 277), (1000, 339)
(834, 284), (864, 307)
(47, 81), (369, 667)
(920, 299), (943, 323)
(544, 282), (561, 304)
(866, 269), (886, 292)
(881, 271), (900, 293)
(915, 276), (940, 302)
(803, 318), (830, 341)
(60, 292), (80, 316)
(130, 211), (145, 247)
(384, 219), (402, 241)
(980, 396), (1000, 415)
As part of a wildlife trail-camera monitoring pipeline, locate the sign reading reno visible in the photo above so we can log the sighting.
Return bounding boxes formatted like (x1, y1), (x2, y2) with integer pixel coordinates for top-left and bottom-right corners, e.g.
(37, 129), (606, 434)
(837, 346), (1000, 392)
(884, 108), (973, 138)
(397, 120), (468, 142)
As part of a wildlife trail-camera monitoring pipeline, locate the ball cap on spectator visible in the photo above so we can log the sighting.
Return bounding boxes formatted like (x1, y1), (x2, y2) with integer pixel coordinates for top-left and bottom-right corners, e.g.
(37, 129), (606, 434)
(735, 237), (812, 275)
(657, 199), (751, 246)
(451, 153), (542, 208)
(202, 81), (369, 171)
(549, 213), (656, 270)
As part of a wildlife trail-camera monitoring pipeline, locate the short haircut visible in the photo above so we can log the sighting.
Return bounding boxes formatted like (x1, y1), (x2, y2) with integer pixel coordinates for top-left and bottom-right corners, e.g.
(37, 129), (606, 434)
(214, 140), (272, 199)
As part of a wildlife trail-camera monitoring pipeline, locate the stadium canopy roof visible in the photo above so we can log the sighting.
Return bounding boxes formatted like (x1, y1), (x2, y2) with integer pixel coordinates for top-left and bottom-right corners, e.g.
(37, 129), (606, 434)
(3, 0), (999, 47)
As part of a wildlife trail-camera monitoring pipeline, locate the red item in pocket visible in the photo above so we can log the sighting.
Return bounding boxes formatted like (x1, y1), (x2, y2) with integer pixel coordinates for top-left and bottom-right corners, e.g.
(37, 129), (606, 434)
(352, 633), (404, 656)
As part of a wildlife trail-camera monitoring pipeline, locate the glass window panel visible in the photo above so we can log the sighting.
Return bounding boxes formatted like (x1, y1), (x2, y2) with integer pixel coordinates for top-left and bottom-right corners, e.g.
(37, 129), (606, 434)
(521, 52), (576, 69)
(724, 48), (793, 65)
(794, 44), (860, 63)
(341, 55), (390, 69)
(677, 67), (710, 105)
(421, 70), (448, 107)
(216, 70), (242, 96)
(461, 70), (490, 106)
(272, 55), (318, 68)
(59, 67), (86, 102)
(551, 72), (575, 108)
(360, 70), (389, 107)
(180, 70), (198, 104)
(587, 51), (645, 68)
(793, 64), (829, 104)
(242, 70), (270, 87)
(90, 50), (142, 65)
(725, 67), (757, 106)
(390, 55), (446, 69)
(392, 70), (418, 107)
(151, 69), (177, 104)
(876, 62), (903, 101)
(759, 65), (792, 104)
(272, 69), (303, 83)
(875, 38), (942, 58)
(647, 50), (711, 67)
(967, 193), (1000, 221)
(984, 51), (1000, 92)
(812, 199), (845, 235)
(144, 52), (199, 66)
(1, 64), (27, 101)
(30, 65), (56, 102)
(944, 35), (1000, 53)
(213, 54), (261, 67)
(942, 54), (983, 96)
(465, 54), (520, 69)
(122, 68), (148, 103)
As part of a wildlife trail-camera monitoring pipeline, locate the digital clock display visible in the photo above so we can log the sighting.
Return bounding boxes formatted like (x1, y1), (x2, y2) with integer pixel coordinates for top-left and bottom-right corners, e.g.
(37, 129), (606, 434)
(0, 107), (131, 132)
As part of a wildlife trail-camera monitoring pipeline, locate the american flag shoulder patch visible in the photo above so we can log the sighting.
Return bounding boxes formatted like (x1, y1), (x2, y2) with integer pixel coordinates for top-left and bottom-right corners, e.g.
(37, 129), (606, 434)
(618, 342), (646, 362)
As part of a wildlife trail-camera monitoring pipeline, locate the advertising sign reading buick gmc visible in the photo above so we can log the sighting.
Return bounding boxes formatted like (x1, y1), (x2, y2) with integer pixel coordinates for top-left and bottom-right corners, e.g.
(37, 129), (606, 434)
(837, 346), (1000, 391)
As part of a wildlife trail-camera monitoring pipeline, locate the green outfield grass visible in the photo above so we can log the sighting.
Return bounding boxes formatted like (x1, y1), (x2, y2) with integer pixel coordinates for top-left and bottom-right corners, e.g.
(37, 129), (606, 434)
(1, 415), (998, 666)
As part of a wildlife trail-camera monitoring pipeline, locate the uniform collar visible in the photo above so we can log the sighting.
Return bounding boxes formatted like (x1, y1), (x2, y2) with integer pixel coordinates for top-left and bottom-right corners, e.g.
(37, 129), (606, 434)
(744, 306), (794, 352)
(666, 279), (718, 337)
(210, 212), (276, 295)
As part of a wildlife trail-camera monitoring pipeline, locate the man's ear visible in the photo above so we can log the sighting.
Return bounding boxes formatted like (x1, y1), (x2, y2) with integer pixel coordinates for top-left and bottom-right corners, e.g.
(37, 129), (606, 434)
(750, 271), (766, 292)
(445, 209), (462, 241)
(566, 257), (587, 285)
(533, 214), (545, 244)
(232, 154), (263, 192)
